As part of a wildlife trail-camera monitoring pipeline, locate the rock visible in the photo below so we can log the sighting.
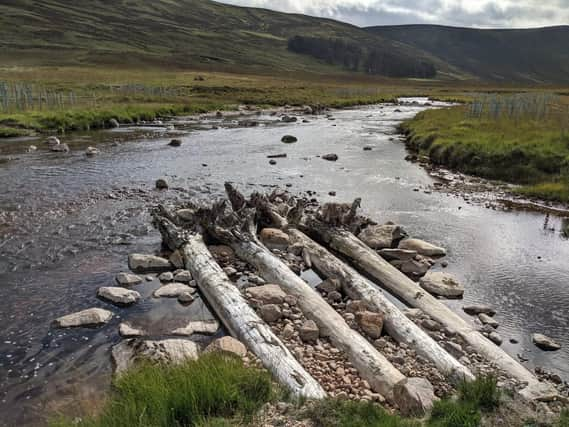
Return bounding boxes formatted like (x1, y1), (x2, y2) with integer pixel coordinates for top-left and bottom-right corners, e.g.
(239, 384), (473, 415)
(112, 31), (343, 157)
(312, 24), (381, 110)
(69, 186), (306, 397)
(174, 270), (192, 283)
(346, 300), (367, 313)
(85, 146), (99, 156)
(97, 286), (141, 305)
(223, 266), (237, 276)
(169, 139), (182, 147)
(398, 238), (446, 257)
(421, 319), (440, 331)
(269, 159), (277, 165)
(116, 272), (143, 286)
(281, 135), (297, 143)
(45, 136), (60, 146)
(169, 250), (185, 269)
(50, 143), (70, 153)
(259, 304), (282, 323)
(378, 248), (417, 261)
(112, 338), (199, 374)
(54, 308), (113, 328)
(267, 153), (287, 159)
(322, 153), (338, 161)
(205, 336), (247, 358)
(363, 146), (372, 151)
(260, 228), (290, 249)
(173, 320), (220, 336)
(176, 209), (196, 222)
(284, 295), (297, 306)
(281, 115), (297, 123)
(391, 257), (432, 277)
(358, 224), (408, 249)
(282, 324), (295, 339)
(27, 145), (37, 152)
(128, 253), (172, 273)
(356, 311), (384, 339)
(208, 245), (235, 260)
(119, 322), (145, 337)
(299, 320), (319, 343)
(393, 377), (436, 416)
(155, 178), (169, 190)
(317, 278), (341, 294)
(159, 271), (174, 282)
(154, 283), (194, 298)
(532, 334), (561, 351)
(246, 284), (286, 305)
(178, 292), (195, 304)
(419, 272), (464, 298)
(109, 118), (120, 128)
(489, 332), (503, 345)
(327, 291), (343, 302)
(479, 313), (499, 328)
(463, 305), (496, 316)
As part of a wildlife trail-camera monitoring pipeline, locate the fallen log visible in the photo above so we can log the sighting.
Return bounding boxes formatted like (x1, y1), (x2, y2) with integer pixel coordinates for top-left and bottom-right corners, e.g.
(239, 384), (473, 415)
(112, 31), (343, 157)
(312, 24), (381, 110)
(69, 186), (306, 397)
(304, 218), (556, 401)
(196, 199), (427, 407)
(155, 217), (326, 399)
(287, 228), (474, 385)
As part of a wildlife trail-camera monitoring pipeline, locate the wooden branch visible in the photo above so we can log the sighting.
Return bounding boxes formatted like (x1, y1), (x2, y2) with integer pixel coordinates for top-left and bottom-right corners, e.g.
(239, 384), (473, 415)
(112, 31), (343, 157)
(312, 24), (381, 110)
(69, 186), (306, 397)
(287, 228), (474, 385)
(303, 219), (557, 401)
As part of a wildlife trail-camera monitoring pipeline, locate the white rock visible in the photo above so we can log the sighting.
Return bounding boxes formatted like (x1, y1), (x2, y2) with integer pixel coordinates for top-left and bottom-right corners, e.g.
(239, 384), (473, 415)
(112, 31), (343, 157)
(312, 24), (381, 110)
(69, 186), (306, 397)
(85, 146), (99, 156)
(260, 228), (290, 248)
(54, 308), (113, 328)
(98, 287), (141, 305)
(119, 322), (145, 337)
(115, 272), (143, 286)
(174, 270), (192, 283)
(419, 272), (464, 298)
(532, 334), (561, 351)
(112, 339), (200, 374)
(246, 284), (286, 304)
(399, 238), (446, 257)
(154, 282), (194, 298)
(128, 253), (172, 272)
(172, 320), (220, 336)
(358, 224), (407, 249)
(479, 313), (499, 328)
(393, 377), (437, 416)
(205, 336), (247, 358)
(159, 271), (174, 282)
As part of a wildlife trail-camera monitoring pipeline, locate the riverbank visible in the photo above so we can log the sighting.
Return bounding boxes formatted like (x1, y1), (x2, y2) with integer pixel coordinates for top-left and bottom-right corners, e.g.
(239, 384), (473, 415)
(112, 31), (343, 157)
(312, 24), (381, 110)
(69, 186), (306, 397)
(400, 102), (569, 203)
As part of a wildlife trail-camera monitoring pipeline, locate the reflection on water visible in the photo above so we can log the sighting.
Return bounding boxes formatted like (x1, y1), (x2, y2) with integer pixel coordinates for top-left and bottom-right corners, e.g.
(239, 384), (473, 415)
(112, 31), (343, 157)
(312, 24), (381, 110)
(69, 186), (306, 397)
(1, 101), (568, 425)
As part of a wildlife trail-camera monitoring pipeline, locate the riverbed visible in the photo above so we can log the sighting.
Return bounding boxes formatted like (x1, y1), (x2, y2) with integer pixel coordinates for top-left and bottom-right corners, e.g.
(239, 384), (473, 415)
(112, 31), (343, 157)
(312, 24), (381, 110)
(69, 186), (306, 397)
(1, 100), (568, 426)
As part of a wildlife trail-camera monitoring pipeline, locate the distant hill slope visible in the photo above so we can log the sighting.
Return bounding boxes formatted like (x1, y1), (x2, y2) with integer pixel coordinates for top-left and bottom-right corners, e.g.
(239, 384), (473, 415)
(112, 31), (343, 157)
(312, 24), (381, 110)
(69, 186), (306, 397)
(367, 25), (569, 84)
(0, 0), (448, 78)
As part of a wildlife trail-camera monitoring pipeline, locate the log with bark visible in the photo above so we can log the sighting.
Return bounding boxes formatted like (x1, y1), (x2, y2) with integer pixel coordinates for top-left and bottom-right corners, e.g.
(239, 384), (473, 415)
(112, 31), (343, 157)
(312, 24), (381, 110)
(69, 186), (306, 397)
(154, 214), (326, 399)
(287, 228), (474, 385)
(302, 215), (557, 401)
(191, 195), (431, 408)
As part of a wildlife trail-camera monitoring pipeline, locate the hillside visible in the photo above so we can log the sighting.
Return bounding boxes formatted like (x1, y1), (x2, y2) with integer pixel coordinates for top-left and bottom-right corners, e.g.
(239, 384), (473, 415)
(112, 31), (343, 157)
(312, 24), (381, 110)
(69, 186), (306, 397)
(367, 24), (569, 84)
(0, 0), (449, 78)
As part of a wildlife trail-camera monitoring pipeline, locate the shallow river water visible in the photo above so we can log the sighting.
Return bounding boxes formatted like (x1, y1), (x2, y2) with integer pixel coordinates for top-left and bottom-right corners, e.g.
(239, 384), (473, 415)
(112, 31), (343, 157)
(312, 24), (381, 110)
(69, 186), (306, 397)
(0, 100), (568, 425)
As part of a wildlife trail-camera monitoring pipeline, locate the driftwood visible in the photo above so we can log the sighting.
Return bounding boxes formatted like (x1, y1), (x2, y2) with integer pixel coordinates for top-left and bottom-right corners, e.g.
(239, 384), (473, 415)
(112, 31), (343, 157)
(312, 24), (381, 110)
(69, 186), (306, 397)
(155, 216), (326, 399)
(287, 228), (474, 385)
(195, 196), (420, 405)
(303, 218), (557, 401)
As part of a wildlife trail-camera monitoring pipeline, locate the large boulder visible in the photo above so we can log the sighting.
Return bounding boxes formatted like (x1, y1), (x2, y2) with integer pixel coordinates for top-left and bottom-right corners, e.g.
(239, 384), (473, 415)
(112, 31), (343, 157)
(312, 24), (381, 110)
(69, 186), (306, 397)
(54, 308), (113, 328)
(154, 283), (194, 298)
(399, 238), (446, 257)
(299, 320), (319, 343)
(246, 284), (286, 305)
(358, 224), (407, 249)
(128, 253), (172, 273)
(116, 272), (143, 286)
(97, 287), (141, 306)
(419, 272), (464, 298)
(112, 339), (200, 374)
(355, 311), (384, 339)
(205, 336), (247, 358)
(173, 320), (220, 336)
(260, 228), (290, 249)
(393, 377), (437, 416)
(532, 334), (561, 351)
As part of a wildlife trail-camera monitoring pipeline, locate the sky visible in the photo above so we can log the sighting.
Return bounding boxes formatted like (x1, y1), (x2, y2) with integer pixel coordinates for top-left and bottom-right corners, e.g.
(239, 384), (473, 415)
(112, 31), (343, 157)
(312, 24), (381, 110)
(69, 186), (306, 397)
(218, 0), (569, 28)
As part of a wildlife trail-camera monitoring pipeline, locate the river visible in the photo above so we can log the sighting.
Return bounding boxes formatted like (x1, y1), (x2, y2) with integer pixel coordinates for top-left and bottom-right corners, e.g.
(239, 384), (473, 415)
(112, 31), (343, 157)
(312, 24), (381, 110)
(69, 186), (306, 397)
(0, 100), (568, 425)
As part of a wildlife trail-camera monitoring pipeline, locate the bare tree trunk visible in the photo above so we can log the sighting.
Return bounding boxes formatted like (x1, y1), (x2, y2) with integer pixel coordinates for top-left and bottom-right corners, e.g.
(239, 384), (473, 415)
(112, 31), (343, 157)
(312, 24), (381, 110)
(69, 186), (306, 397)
(304, 220), (556, 401)
(156, 217), (326, 399)
(287, 228), (474, 385)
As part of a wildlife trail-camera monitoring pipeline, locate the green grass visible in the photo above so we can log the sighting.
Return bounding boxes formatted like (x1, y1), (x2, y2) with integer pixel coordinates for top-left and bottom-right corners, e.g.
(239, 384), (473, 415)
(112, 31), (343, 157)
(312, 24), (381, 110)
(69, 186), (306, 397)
(558, 410), (569, 427)
(401, 103), (569, 203)
(306, 399), (420, 427)
(50, 353), (274, 427)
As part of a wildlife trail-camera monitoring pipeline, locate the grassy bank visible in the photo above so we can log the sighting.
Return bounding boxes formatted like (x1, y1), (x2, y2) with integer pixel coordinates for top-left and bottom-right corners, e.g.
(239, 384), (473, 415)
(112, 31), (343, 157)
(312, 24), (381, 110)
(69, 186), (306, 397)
(401, 97), (569, 203)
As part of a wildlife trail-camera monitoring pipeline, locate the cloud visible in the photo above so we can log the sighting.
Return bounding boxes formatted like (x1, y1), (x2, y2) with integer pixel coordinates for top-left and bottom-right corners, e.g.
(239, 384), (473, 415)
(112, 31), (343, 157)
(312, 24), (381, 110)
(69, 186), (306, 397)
(217, 0), (569, 28)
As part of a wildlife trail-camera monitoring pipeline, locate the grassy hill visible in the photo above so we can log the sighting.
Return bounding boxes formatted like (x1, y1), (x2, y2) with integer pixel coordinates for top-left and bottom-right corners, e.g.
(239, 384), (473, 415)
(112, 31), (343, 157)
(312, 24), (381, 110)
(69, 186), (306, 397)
(367, 24), (569, 84)
(0, 0), (449, 77)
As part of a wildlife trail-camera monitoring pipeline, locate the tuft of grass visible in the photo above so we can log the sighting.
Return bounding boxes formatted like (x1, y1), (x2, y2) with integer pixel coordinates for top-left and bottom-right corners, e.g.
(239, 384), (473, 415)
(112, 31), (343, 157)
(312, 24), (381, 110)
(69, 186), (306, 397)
(50, 353), (273, 427)
(306, 399), (420, 427)
(428, 400), (481, 427)
(457, 375), (500, 412)
(558, 410), (569, 427)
